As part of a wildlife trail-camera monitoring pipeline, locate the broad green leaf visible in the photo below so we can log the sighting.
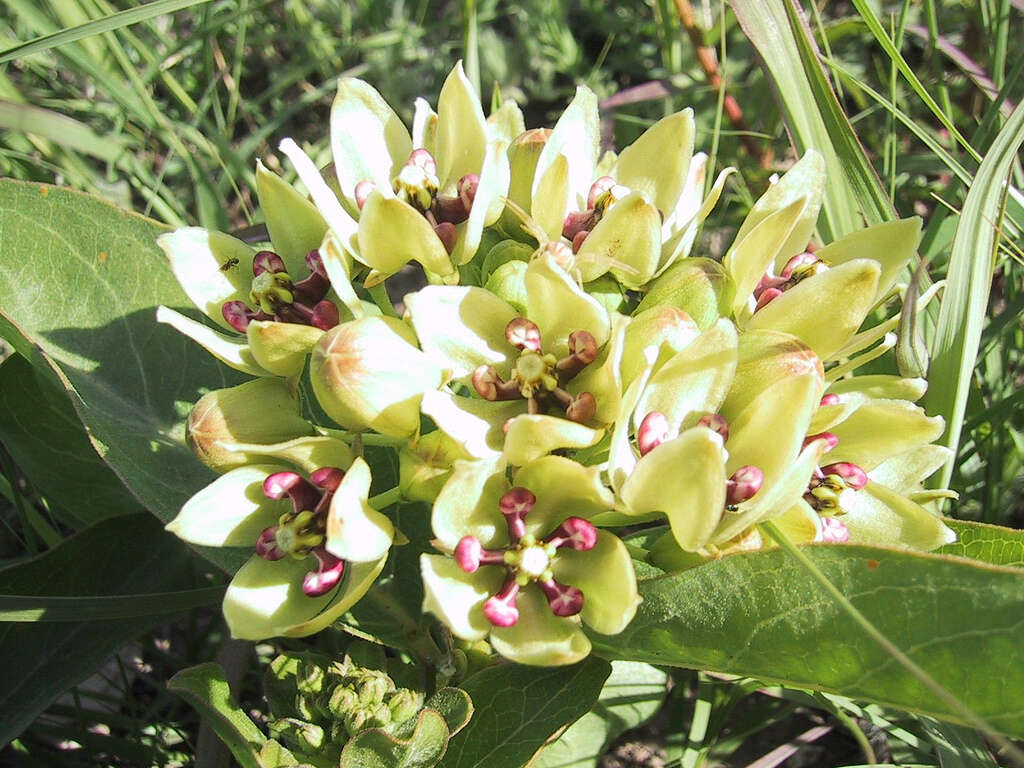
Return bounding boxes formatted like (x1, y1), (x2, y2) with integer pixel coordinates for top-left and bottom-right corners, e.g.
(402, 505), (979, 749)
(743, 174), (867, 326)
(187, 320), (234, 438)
(0, 513), (196, 746)
(924, 102), (1024, 488)
(532, 661), (667, 768)
(729, 0), (893, 237)
(0, 586), (222, 622)
(0, 180), (246, 572)
(591, 549), (1024, 735)
(0, 354), (141, 527)
(936, 520), (1024, 568)
(168, 663), (266, 768)
(439, 657), (611, 768)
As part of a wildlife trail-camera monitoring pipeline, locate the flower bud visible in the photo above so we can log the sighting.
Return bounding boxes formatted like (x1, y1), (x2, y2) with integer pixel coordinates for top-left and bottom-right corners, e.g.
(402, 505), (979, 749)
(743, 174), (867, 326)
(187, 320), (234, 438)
(186, 378), (312, 472)
(621, 306), (699, 386)
(269, 717), (325, 752)
(310, 316), (443, 438)
(636, 258), (736, 331)
(357, 672), (394, 706)
(499, 128), (551, 238)
(328, 684), (359, 719)
(484, 259), (529, 315)
(721, 329), (824, 421)
(387, 688), (424, 724)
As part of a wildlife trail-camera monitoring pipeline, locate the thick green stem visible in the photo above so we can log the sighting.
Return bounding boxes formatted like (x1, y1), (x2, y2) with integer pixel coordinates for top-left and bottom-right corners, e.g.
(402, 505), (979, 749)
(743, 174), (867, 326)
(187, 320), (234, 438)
(367, 282), (398, 318)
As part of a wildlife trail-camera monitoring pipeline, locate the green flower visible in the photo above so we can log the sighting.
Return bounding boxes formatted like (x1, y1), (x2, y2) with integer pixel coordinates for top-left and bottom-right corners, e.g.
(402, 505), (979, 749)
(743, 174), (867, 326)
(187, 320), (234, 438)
(408, 251), (613, 463)
(278, 61), (512, 286)
(166, 437), (393, 639)
(421, 455), (639, 666)
(506, 86), (731, 287)
(157, 162), (340, 378)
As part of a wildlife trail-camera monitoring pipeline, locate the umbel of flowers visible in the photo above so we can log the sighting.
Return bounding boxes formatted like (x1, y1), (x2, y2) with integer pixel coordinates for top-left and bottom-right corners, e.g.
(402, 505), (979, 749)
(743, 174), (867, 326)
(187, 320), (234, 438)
(160, 61), (954, 666)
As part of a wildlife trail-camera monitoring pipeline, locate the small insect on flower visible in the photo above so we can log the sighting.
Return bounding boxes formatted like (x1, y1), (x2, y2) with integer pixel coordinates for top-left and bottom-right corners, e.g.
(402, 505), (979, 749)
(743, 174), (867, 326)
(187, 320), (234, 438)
(220, 257), (241, 271)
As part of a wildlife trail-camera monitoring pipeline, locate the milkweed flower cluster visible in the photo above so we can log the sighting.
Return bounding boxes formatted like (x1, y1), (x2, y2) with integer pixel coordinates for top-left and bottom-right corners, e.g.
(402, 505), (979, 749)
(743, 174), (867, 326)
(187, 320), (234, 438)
(159, 62), (954, 666)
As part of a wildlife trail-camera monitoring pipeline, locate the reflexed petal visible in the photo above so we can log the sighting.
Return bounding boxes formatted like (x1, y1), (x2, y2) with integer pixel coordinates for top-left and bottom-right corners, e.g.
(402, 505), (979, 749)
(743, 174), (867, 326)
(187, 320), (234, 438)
(421, 554), (504, 641)
(612, 108), (694, 216)
(330, 77), (412, 204)
(223, 554), (336, 640)
(636, 319), (737, 433)
(713, 437), (827, 543)
(816, 217), (922, 304)
(156, 306), (267, 376)
(722, 329), (823, 421)
(726, 373), (821, 492)
(319, 229), (364, 319)
(326, 457), (394, 562)
(217, 435), (353, 476)
(525, 252), (610, 357)
(357, 192), (456, 280)
(733, 150), (824, 271)
(746, 259), (881, 361)
(531, 154), (570, 241)
(773, 500), (822, 544)
(487, 100), (526, 144)
(166, 464), (285, 546)
(808, 392), (868, 434)
(620, 427), (727, 551)
(224, 554), (387, 640)
(420, 389), (520, 458)
(841, 481), (956, 550)
(576, 192), (662, 288)
(489, 585), (591, 666)
(255, 160), (328, 273)
(870, 445), (952, 492)
(282, 557), (388, 637)
(158, 228), (252, 329)
(827, 375), (927, 402)
(412, 97), (438, 154)
(659, 167), (734, 274)
(436, 61), (488, 192)
(532, 85), (599, 211)
(724, 196), (808, 316)
(503, 415), (603, 466)
(278, 139), (359, 250)
(452, 139), (511, 265)
(568, 312), (628, 424)
(405, 286), (517, 381)
(247, 321), (324, 377)
(553, 530), (639, 635)
(828, 399), (945, 471)
(514, 456), (614, 537)
(431, 457), (507, 550)
(621, 306), (699, 388)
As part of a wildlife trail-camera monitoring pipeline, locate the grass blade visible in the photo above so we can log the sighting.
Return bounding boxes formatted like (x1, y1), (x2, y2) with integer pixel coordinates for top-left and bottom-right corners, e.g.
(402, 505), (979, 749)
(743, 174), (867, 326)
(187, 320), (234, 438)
(729, 0), (894, 239)
(925, 101), (1024, 488)
(0, 586), (225, 621)
(0, 0), (218, 65)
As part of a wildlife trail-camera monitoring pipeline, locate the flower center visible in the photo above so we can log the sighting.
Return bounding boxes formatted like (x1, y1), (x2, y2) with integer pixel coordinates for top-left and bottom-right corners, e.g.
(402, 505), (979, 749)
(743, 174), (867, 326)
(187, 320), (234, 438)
(471, 318), (598, 423)
(254, 467), (348, 597)
(452, 487), (598, 628)
(222, 249), (339, 333)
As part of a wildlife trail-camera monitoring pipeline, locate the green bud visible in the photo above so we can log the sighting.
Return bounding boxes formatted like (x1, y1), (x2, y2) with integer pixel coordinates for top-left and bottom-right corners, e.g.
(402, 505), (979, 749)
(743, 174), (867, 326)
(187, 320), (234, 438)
(498, 128), (551, 239)
(269, 717), (325, 752)
(387, 688), (424, 724)
(481, 239), (534, 284)
(399, 429), (469, 503)
(357, 672), (394, 706)
(484, 259), (528, 315)
(636, 257), (735, 331)
(328, 684), (360, 719)
(583, 274), (626, 315)
(186, 378), (312, 472)
(296, 657), (327, 694)
(293, 692), (319, 723)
